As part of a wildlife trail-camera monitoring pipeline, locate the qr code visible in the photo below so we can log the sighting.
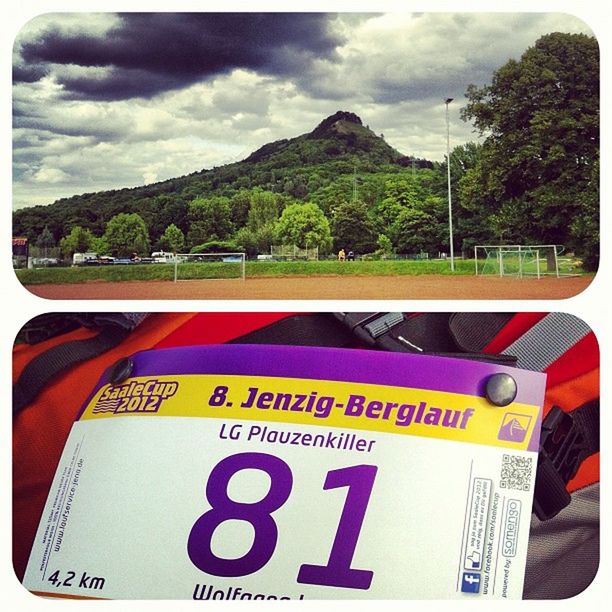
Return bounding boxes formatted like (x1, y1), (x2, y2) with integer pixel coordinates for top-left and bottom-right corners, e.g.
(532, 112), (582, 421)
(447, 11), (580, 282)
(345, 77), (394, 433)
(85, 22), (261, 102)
(500, 454), (533, 491)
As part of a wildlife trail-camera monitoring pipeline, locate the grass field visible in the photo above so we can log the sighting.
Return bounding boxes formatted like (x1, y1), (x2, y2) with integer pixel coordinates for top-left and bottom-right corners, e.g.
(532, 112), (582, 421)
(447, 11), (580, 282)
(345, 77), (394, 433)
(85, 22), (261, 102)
(16, 258), (503, 285)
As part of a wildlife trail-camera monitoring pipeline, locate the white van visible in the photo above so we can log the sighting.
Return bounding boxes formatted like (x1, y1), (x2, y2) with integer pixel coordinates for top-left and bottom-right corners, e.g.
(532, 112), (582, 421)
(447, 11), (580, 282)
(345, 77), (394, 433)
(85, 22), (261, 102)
(151, 251), (176, 263)
(73, 252), (98, 266)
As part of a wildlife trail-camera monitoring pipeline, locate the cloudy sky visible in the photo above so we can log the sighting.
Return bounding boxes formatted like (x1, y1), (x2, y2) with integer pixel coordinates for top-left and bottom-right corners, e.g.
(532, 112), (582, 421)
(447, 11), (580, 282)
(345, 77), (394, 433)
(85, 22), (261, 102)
(12, 12), (593, 209)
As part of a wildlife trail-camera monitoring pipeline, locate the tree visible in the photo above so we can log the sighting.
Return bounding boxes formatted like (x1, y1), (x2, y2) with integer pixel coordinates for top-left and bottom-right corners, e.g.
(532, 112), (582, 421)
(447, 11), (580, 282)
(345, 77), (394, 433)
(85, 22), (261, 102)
(331, 200), (377, 253)
(190, 240), (240, 254)
(186, 197), (234, 247)
(455, 162), (496, 252)
(230, 190), (252, 228)
(372, 197), (406, 239)
(158, 224), (185, 253)
(247, 189), (283, 230)
(393, 208), (445, 256)
(103, 213), (151, 257)
(569, 159), (599, 270)
(142, 195), (189, 244)
(36, 225), (55, 257)
(375, 234), (394, 259)
(462, 32), (599, 268)
(233, 225), (276, 258)
(275, 203), (332, 253)
(90, 235), (110, 256)
(59, 226), (94, 257)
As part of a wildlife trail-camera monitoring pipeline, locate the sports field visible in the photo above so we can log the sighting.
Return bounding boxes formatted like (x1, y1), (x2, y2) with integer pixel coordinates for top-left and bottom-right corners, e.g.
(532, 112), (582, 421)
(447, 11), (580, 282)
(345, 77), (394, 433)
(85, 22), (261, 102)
(23, 273), (592, 300)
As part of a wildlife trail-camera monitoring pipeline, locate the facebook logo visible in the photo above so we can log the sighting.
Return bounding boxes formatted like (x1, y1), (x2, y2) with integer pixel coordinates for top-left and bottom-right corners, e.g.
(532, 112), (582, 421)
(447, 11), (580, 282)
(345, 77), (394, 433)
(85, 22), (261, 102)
(461, 572), (481, 594)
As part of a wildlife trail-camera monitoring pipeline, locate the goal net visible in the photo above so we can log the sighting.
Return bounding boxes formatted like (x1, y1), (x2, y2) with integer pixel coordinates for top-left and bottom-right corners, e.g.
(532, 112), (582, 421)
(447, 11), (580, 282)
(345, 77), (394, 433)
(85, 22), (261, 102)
(173, 252), (246, 282)
(474, 245), (563, 278)
(270, 245), (319, 260)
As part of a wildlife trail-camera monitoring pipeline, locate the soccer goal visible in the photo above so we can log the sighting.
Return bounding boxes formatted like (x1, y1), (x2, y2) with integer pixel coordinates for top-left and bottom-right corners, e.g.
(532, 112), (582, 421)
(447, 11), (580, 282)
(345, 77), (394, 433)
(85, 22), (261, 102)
(474, 245), (563, 279)
(173, 252), (246, 282)
(270, 245), (319, 260)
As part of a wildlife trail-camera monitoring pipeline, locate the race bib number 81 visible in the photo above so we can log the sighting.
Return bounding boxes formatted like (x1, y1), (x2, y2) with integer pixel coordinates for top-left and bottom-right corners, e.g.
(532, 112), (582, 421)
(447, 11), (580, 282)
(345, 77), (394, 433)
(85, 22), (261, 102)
(22, 345), (545, 599)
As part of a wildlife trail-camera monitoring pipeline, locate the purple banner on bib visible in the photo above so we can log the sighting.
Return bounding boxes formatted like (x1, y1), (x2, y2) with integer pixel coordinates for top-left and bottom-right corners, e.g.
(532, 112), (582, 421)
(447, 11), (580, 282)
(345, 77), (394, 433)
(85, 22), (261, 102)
(82, 345), (545, 452)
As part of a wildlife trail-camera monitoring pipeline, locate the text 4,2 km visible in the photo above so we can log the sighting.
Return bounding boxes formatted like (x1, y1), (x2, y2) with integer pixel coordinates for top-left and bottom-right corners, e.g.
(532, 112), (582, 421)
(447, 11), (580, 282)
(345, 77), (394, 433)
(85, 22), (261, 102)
(47, 569), (105, 591)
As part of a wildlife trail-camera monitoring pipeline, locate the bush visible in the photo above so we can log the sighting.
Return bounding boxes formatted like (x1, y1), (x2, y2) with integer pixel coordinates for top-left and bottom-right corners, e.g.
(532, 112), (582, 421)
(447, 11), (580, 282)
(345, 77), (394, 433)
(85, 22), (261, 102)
(190, 240), (241, 254)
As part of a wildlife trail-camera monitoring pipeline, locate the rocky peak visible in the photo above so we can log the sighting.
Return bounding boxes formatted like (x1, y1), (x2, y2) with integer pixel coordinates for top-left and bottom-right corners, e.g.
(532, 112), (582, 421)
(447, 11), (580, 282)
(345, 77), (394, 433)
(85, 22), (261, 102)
(310, 111), (364, 138)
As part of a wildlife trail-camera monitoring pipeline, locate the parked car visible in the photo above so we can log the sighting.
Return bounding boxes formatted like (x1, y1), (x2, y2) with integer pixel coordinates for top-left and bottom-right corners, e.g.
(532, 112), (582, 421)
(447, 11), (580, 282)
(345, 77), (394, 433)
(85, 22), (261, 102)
(151, 251), (176, 263)
(32, 257), (60, 267)
(72, 252), (99, 266)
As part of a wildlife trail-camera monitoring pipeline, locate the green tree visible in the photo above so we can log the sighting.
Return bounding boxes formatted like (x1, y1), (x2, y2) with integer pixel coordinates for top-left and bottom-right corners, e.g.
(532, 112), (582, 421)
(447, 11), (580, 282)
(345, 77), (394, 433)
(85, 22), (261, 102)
(36, 225), (55, 248)
(36, 225), (55, 257)
(569, 159), (599, 270)
(247, 189), (283, 230)
(234, 225), (276, 258)
(393, 208), (445, 256)
(275, 203), (332, 253)
(90, 235), (110, 256)
(462, 32), (599, 268)
(331, 200), (377, 253)
(456, 162), (495, 252)
(142, 195), (189, 244)
(372, 196), (406, 239)
(186, 196), (234, 247)
(190, 240), (240, 254)
(59, 226), (95, 257)
(375, 234), (394, 258)
(230, 190), (252, 228)
(103, 213), (151, 257)
(309, 177), (354, 215)
(158, 223), (185, 253)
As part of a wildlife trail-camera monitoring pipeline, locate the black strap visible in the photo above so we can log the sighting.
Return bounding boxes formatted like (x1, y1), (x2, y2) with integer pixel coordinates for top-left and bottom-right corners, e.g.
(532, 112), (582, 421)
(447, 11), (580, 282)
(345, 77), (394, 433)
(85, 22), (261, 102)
(232, 312), (517, 364)
(13, 325), (132, 416)
(533, 400), (600, 520)
(16, 314), (81, 345)
(232, 313), (516, 363)
(449, 313), (514, 352)
(333, 312), (517, 364)
(229, 314), (355, 347)
(16, 313), (149, 345)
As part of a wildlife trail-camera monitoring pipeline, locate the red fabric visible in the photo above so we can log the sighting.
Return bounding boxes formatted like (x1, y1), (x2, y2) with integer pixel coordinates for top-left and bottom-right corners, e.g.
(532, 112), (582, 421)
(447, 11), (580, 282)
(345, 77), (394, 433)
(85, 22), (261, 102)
(543, 332), (599, 388)
(155, 312), (294, 348)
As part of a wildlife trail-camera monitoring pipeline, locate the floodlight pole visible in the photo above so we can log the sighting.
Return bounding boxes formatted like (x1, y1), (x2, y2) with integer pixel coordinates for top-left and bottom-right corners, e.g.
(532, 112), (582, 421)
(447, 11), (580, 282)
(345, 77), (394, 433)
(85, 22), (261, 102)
(445, 97), (455, 272)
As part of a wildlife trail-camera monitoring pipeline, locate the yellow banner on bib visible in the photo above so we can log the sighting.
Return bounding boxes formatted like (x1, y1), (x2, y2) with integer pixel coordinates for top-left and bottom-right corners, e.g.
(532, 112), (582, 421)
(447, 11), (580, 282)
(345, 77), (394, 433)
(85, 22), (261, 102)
(81, 374), (539, 450)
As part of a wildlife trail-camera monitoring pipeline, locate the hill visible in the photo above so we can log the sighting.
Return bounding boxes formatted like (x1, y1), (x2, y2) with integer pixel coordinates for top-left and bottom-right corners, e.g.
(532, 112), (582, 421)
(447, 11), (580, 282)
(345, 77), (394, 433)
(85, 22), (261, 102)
(245, 110), (402, 165)
(13, 111), (434, 245)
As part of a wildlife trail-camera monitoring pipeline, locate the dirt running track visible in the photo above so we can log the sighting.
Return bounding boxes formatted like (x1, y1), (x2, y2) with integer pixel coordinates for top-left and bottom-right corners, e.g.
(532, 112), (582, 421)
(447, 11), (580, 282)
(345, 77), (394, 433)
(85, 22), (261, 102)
(26, 274), (592, 300)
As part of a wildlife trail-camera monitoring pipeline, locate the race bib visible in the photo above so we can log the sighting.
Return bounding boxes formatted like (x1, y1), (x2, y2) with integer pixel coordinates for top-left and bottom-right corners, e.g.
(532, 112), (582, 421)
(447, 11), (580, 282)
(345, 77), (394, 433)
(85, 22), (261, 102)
(22, 345), (546, 599)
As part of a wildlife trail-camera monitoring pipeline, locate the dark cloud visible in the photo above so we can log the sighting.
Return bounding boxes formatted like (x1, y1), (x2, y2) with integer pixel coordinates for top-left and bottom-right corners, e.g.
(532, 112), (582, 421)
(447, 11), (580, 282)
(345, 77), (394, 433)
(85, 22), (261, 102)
(12, 12), (593, 210)
(12, 63), (49, 83)
(15, 13), (345, 100)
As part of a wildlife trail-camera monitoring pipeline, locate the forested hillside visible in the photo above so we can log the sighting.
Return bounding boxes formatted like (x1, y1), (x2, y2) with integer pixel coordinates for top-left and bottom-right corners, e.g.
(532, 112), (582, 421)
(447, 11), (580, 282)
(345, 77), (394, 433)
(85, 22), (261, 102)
(13, 33), (600, 268)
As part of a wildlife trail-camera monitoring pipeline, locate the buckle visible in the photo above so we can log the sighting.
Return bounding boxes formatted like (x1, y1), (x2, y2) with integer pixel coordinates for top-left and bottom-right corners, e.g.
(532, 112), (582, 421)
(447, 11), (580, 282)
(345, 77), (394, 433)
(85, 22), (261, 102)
(362, 313), (405, 339)
(351, 313), (425, 352)
(18, 314), (80, 344)
(533, 406), (588, 520)
(337, 313), (416, 350)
